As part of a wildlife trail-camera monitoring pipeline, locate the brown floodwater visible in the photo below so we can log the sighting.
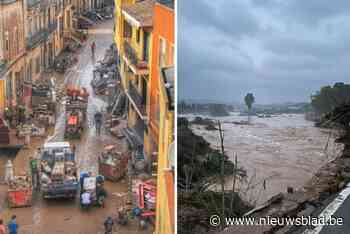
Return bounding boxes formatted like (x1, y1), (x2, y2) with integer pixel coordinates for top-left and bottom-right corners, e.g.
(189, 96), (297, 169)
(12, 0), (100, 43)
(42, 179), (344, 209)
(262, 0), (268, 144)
(187, 113), (342, 205)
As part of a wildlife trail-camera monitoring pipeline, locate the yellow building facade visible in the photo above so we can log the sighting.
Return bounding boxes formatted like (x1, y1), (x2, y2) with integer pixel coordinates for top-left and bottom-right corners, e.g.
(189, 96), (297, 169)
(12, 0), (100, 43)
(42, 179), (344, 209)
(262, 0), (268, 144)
(115, 0), (155, 161)
(155, 67), (174, 234)
(0, 0), (27, 112)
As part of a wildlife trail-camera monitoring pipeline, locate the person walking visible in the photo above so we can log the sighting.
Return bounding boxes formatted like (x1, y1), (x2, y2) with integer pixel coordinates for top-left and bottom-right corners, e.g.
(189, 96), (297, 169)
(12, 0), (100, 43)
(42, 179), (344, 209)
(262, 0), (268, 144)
(104, 216), (114, 234)
(8, 215), (18, 234)
(94, 111), (103, 135)
(30, 157), (39, 190)
(0, 219), (5, 234)
(91, 41), (96, 57)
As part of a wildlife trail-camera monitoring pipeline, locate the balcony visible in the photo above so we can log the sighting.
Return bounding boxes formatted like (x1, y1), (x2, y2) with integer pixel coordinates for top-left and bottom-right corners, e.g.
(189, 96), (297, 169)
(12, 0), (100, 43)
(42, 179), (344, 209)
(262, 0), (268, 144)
(0, 0), (17, 5)
(48, 22), (58, 34)
(27, 0), (40, 8)
(127, 82), (147, 119)
(123, 39), (148, 74)
(0, 60), (8, 78)
(27, 30), (48, 50)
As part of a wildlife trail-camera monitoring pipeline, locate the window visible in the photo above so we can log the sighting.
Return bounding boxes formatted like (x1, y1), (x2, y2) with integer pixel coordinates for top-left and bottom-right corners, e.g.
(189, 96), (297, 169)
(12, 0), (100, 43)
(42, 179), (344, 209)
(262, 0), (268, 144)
(5, 31), (9, 51)
(136, 28), (140, 43)
(169, 44), (174, 66)
(15, 27), (19, 54)
(155, 93), (160, 124)
(6, 73), (13, 103)
(159, 38), (166, 68)
(35, 57), (40, 74)
(27, 59), (33, 82)
(123, 20), (132, 38)
(67, 10), (71, 28)
(28, 19), (32, 37)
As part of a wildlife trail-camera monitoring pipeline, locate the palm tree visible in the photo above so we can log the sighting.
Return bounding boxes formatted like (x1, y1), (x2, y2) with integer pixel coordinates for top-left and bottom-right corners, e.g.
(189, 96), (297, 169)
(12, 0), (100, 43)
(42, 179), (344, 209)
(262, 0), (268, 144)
(244, 93), (255, 123)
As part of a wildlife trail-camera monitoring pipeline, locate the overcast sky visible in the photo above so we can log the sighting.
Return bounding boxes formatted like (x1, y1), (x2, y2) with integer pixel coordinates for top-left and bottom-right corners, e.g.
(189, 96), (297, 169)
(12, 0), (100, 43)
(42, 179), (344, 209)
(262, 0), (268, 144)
(178, 0), (350, 104)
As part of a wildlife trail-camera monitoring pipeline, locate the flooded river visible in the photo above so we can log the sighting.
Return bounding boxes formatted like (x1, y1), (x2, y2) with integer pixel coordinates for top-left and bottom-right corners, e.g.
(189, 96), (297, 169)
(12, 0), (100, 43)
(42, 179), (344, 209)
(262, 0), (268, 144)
(186, 113), (342, 205)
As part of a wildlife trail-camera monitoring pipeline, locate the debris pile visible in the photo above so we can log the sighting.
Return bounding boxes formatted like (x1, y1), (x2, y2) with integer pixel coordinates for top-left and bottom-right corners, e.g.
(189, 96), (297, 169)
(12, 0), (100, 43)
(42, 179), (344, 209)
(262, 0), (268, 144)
(91, 44), (119, 95)
(64, 38), (82, 53)
(8, 175), (32, 190)
(0, 118), (10, 144)
(32, 79), (57, 128)
(16, 124), (45, 137)
(83, 8), (113, 22)
(40, 160), (77, 185)
(98, 145), (130, 182)
(7, 175), (33, 208)
(54, 52), (78, 73)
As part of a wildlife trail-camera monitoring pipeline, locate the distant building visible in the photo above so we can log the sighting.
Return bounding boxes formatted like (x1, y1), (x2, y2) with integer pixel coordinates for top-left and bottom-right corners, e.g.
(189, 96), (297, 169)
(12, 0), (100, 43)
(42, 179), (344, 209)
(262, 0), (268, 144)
(0, 0), (26, 112)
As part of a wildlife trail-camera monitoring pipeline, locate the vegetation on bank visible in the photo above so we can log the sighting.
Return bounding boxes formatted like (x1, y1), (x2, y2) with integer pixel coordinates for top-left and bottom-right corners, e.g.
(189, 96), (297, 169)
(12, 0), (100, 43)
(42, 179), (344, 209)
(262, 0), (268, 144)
(311, 82), (350, 115)
(178, 117), (251, 233)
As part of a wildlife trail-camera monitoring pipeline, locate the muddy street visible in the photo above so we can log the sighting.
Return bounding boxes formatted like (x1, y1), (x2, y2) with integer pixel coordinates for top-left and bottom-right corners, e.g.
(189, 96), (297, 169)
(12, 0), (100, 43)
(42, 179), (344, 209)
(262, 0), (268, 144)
(0, 20), (151, 234)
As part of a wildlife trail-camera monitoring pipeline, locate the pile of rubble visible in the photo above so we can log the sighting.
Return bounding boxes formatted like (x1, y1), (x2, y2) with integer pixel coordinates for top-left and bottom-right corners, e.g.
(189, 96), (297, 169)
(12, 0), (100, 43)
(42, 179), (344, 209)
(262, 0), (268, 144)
(16, 124), (45, 138)
(91, 44), (119, 95)
(100, 146), (124, 167)
(32, 78), (57, 128)
(54, 50), (79, 73)
(0, 118), (10, 144)
(8, 175), (32, 191)
(83, 7), (113, 23)
(40, 160), (77, 185)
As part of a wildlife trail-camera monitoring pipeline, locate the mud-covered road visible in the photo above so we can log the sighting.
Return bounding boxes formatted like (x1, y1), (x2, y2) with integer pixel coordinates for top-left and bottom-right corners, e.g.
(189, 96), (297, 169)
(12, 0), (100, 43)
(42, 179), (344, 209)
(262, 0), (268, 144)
(0, 20), (151, 234)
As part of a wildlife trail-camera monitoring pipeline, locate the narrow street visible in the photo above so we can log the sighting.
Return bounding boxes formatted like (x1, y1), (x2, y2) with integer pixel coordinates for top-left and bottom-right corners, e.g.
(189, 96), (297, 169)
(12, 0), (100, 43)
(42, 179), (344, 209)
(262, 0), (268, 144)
(0, 20), (151, 234)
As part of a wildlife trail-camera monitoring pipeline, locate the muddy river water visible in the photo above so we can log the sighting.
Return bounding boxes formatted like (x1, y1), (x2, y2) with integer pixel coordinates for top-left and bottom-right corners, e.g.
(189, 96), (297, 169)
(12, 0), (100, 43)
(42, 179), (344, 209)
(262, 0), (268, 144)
(186, 113), (342, 205)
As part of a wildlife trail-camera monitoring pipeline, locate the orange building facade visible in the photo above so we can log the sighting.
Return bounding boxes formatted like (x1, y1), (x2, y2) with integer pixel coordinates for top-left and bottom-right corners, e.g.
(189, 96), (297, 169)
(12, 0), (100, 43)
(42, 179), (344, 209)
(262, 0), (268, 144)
(150, 1), (175, 233)
(149, 1), (174, 149)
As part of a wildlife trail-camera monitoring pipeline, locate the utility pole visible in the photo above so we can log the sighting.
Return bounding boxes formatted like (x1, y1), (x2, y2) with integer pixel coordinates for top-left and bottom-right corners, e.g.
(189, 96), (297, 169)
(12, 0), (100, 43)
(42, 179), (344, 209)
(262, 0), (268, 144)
(218, 120), (225, 229)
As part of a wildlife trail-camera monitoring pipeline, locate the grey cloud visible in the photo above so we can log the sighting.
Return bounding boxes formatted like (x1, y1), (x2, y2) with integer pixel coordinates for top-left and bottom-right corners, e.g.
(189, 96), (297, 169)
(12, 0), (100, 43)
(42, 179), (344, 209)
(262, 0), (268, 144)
(178, 0), (350, 104)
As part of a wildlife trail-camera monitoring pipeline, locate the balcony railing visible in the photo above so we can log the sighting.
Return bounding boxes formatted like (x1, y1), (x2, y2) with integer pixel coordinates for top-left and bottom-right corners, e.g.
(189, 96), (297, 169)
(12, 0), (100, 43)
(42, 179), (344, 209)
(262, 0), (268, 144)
(0, 60), (8, 77)
(0, 0), (17, 5)
(48, 22), (58, 34)
(124, 40), (138, 67)
(124, 39), (148, 70)
(128, 82), (146, 116)
(27, 0), (40, 7)
(27, 30), (48, 49)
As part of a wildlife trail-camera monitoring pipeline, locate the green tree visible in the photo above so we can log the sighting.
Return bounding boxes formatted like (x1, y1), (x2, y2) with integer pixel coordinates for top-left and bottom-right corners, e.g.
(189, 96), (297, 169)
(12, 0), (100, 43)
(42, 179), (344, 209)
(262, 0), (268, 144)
(311, 83), (350, 115)
(244, 93), (255, 123)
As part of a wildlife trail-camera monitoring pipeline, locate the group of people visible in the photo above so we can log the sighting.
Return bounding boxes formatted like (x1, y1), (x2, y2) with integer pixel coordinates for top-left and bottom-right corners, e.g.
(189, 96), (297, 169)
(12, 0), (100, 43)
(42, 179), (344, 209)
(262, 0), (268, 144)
(0, 216), (18, 234)
(80, 172), (107, 210)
